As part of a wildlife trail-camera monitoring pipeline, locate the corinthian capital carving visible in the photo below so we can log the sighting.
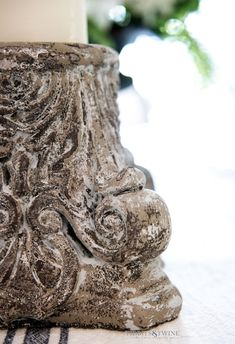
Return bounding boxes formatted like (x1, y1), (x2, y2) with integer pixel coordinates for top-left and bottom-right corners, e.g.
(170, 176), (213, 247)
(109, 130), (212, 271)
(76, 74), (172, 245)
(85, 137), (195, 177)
(0, 43), (181, 330)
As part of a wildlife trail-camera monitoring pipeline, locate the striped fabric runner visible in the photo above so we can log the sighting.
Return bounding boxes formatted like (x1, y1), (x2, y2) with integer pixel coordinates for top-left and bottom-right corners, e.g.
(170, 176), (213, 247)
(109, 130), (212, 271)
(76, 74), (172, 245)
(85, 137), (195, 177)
(0, 328), (69, 344)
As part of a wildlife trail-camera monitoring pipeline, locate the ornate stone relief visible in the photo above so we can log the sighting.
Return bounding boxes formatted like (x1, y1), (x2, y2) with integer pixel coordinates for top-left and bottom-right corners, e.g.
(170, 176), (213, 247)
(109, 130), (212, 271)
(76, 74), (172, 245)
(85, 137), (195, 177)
(0, 43), (182, 330)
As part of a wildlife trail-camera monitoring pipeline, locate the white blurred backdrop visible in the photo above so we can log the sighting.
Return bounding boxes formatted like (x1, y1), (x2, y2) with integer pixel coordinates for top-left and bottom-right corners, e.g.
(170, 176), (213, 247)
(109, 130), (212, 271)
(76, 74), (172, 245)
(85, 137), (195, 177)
(118, 0), (235, 262)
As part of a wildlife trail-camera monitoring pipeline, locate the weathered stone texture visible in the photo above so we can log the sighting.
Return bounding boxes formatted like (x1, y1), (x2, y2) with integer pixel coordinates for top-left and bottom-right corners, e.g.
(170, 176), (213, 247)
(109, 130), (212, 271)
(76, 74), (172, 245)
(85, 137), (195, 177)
(0, 43), (182, 329)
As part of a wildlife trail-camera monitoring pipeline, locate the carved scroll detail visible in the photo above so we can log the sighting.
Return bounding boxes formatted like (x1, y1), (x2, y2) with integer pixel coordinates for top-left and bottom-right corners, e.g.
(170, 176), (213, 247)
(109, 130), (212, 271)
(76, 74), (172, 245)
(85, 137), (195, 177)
(0, 43), (182, 329)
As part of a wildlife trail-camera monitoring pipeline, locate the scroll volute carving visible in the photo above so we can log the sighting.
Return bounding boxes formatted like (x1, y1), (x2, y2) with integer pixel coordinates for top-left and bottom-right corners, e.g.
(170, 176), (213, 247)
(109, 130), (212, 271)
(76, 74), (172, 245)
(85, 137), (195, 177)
(0, 43), (181, 329)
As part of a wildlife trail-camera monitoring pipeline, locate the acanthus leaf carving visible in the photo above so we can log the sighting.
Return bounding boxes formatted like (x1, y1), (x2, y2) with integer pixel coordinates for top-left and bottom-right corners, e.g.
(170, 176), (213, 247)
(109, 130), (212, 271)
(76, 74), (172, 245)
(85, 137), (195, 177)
(0, 43), (182, 330)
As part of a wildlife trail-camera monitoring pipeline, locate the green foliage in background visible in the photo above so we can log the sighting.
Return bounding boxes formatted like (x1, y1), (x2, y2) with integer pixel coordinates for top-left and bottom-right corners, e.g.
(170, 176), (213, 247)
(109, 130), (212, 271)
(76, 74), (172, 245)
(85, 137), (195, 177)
(88, 0), (212, 80)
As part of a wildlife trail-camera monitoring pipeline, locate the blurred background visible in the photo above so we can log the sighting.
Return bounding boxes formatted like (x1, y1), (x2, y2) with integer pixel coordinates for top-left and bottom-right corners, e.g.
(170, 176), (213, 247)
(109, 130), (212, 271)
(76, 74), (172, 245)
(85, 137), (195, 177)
(87, 0), (235, 263)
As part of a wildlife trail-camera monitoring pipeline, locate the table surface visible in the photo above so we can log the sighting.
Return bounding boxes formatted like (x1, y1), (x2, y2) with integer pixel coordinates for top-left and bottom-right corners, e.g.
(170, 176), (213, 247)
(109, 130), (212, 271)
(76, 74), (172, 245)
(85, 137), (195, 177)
(0, 259), (234, 344)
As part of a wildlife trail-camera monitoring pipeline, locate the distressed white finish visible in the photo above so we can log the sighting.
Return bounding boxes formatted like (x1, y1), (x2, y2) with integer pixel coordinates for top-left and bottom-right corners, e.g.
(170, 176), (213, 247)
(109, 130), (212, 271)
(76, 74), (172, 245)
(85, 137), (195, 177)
(0, 43), (181, 329)
(0, 259), (234, 343)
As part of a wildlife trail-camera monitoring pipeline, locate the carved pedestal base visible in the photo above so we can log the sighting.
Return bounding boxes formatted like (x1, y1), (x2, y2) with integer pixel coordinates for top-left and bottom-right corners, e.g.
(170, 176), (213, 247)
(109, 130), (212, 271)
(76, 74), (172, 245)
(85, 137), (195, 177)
(0, 43), (182, 330)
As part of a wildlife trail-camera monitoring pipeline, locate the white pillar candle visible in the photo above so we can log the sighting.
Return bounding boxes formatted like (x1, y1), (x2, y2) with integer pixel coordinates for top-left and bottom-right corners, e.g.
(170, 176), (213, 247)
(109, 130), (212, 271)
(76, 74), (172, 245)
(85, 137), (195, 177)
(0, 0), (88, 43)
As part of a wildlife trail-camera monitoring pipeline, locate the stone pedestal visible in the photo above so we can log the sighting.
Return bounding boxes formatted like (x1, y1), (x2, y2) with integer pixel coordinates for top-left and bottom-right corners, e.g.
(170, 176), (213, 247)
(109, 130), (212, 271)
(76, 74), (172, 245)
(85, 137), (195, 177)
(0, 43), (182, 330)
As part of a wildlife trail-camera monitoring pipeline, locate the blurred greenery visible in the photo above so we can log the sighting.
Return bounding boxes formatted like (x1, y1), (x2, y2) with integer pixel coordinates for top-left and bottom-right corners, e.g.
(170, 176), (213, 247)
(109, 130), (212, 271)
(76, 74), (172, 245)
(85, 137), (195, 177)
(176, 29), (213, 81)
(88, 0), (212, 81)
(88, 19), (114, 47)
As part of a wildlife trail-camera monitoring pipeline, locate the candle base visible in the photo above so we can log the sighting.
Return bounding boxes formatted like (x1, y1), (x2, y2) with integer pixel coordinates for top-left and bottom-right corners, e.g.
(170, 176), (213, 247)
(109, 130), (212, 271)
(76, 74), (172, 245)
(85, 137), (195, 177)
(0, 43), (182, 330)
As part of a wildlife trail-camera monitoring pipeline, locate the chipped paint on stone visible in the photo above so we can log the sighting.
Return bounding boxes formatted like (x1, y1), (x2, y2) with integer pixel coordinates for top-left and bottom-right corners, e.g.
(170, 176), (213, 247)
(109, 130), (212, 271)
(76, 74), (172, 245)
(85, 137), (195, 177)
(122, 304), (140, 331)
(0, 43), (182, 330)
(128, 294), (159, 309)
(73, 269), (87, 294)
(168, 294), (183, 309)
